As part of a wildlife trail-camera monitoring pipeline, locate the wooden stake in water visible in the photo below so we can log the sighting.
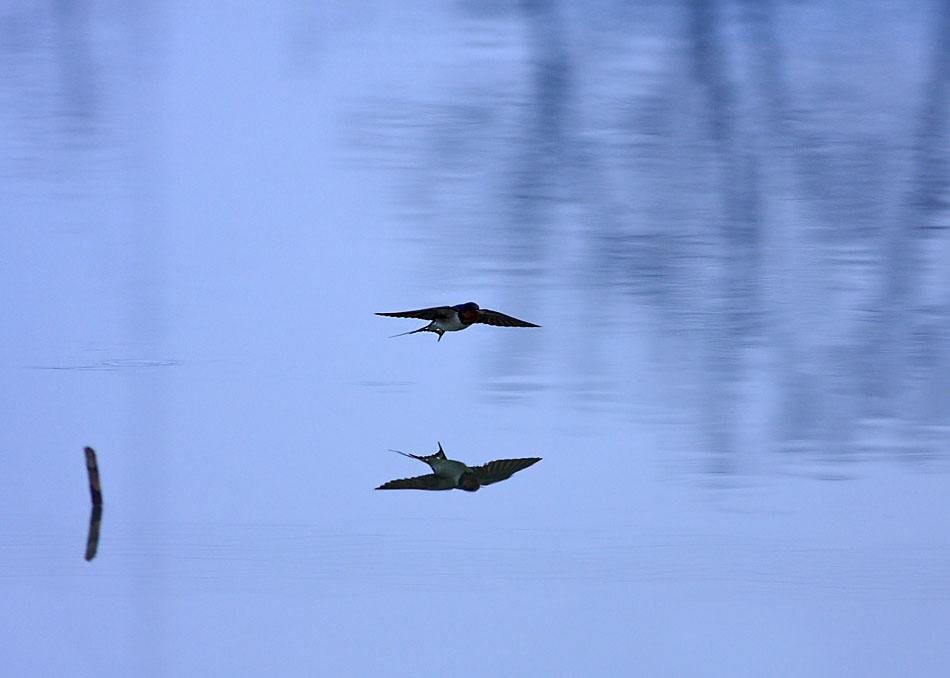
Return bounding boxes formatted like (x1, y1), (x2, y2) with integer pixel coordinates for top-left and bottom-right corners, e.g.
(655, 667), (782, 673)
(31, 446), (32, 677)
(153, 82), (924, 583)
(83, 446), (103, 561)
(84, 446), (103, 506)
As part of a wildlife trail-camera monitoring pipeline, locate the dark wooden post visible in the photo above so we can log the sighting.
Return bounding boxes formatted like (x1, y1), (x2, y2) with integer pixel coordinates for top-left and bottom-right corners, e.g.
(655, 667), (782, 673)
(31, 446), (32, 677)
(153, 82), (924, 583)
(84, 446), (102, 506)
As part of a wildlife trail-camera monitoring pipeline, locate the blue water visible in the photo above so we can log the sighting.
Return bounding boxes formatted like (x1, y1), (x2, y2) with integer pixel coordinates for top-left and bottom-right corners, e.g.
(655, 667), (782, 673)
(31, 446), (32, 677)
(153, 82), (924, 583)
(2, 2), (948, 676)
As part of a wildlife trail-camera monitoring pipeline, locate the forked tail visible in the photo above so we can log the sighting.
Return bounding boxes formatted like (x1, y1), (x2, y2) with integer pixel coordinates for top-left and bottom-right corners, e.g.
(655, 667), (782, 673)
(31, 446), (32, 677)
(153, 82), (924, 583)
(388, 448), (426, 462)
(388, 442), (445, 462)
(387, 326), (434, 339)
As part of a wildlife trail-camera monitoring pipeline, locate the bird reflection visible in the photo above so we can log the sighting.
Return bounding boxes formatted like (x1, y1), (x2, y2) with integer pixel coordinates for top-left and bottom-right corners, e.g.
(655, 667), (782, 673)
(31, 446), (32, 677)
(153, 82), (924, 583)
(376, 442), (541, 491)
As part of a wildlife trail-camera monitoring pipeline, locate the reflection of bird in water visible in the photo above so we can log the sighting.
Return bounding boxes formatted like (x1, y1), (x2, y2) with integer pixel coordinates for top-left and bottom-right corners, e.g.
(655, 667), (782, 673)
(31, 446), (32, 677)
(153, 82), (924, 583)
(376, 442), (541, 492)
(376, 302), (539, 341)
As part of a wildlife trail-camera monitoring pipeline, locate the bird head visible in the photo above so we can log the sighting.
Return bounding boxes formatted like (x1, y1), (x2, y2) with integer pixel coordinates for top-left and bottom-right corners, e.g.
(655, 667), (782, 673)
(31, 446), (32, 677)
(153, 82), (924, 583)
(454, 302), (480, 324)
(457, 472), (480, 492)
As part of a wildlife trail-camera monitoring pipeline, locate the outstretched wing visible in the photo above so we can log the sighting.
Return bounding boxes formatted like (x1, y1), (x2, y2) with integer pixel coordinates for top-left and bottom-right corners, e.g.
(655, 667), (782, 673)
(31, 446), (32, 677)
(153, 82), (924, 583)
(376, 307), (455, 321)
(474, 309), (540, 328)
(470, 457), (541, 486)
(375, 473), (456, 490)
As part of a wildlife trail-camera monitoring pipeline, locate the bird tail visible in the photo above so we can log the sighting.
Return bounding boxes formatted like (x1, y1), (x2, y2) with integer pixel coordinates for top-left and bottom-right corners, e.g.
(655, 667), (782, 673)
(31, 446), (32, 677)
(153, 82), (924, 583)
(387, 326), (432, 339)
(388, 448), (426, 462)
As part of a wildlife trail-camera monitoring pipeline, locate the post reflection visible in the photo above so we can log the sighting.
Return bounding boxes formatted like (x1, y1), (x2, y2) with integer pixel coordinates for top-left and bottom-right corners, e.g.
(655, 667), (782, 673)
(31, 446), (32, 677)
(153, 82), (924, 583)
(84, 505), (102, 562)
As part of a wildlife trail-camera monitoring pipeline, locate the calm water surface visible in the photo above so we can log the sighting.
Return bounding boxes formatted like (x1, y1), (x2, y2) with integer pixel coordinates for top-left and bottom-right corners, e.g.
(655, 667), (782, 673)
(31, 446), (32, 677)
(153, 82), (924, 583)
(2, 2), (949, 676)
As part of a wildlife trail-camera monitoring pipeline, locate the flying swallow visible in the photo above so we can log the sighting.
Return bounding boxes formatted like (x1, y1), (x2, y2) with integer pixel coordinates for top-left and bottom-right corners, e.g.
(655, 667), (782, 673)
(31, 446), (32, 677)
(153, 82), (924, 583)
(375, 442), (541, 492)
(376, 302), (539, 341)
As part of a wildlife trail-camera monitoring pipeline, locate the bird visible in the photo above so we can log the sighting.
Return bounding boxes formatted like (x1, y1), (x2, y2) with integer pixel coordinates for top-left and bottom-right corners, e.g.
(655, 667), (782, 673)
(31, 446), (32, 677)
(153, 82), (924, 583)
(375, 302), (539, 341)
(375, 442), (541, 492)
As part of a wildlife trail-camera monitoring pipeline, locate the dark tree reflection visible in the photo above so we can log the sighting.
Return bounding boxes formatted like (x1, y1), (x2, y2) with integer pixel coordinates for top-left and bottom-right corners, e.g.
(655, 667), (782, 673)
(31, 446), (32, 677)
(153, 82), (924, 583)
(353, 0), (950, 470)
(874, 0), (950, 431)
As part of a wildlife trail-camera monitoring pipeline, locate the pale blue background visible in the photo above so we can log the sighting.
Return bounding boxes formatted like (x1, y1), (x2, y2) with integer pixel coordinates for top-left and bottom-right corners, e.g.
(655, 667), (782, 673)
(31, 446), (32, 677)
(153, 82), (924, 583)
(2, 1), (949, 676)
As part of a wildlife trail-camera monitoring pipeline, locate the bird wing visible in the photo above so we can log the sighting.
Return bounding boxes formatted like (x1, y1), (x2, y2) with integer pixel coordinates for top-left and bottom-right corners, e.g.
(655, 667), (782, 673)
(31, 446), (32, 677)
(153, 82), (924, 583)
(469, 457), (541, 486)
(375, 307), (455, 321)
(474, 309), (540, 328)
(375, 473), (456, 491)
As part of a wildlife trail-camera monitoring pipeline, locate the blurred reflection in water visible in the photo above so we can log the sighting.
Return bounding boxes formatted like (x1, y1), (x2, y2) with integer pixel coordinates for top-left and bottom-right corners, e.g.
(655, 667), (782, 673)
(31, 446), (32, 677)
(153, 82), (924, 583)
(348, 0), (950, 465)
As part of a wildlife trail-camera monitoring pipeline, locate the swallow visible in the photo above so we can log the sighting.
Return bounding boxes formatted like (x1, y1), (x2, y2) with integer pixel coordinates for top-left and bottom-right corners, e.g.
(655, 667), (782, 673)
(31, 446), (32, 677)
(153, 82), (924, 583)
(375, 442), (541, 492)
(375, 302), (539, 341)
